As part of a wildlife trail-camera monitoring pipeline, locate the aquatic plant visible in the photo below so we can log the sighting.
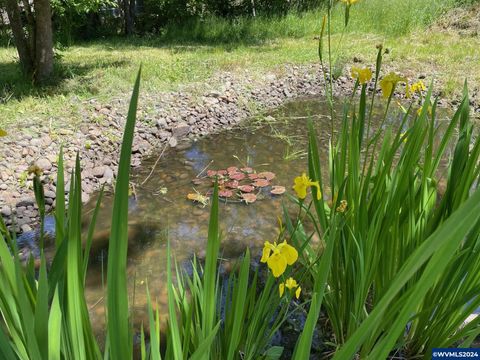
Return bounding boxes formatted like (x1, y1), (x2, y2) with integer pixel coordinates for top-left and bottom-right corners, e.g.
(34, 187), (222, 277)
(187, 166), (286, 204)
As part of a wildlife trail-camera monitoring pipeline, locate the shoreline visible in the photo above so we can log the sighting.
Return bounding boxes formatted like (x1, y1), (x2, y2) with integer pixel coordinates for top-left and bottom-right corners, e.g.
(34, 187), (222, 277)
(0, 62), (473, 233)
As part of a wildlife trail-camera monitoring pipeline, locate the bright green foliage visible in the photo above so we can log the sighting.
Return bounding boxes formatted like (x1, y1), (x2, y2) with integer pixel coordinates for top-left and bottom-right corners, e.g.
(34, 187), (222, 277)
(289, 2), (480, 357)
(0, 70), (142, 359)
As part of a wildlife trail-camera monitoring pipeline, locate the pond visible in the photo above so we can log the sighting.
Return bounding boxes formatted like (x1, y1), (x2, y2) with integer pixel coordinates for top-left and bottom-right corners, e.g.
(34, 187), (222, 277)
(77, 96), (448, 337)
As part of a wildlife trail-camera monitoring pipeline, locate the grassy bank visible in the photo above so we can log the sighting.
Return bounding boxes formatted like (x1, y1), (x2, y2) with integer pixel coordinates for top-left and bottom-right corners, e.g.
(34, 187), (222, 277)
(1, 0), (478, 130)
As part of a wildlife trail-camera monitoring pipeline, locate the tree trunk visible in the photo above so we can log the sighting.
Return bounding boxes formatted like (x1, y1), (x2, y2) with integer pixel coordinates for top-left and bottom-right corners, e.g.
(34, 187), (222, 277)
(34, 0), (54, 82)
(4, 0), (54, 83)
(124, 0), (135, 35)
(4, 0), (34, 75)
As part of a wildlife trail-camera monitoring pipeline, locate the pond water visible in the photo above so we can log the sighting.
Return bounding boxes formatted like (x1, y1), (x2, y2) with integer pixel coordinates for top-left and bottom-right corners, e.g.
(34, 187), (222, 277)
(79, 97), (447, 334)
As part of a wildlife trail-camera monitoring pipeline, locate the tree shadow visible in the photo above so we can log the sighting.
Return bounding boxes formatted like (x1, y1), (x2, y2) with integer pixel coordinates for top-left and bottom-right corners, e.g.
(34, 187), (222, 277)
(0, 57), (129, 103)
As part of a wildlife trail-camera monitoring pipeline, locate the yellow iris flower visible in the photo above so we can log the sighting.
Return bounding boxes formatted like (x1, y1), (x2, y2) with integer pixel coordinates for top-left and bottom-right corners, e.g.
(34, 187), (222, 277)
(410, 80), (426, 94)
(379, 72), (409, 99)
(279, 277), (302, 299)
(261, 240), (298, 278)
(350, 66), (372, 85)
(341, 0), (358, 5)
(293, 173), (321, 200)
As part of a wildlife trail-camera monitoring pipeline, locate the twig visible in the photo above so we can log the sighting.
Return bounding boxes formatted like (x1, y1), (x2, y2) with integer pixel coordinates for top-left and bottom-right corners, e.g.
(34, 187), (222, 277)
(141, 142), (169, 186)
(196, 160), (214, 178)
(89, 296), (104, 310)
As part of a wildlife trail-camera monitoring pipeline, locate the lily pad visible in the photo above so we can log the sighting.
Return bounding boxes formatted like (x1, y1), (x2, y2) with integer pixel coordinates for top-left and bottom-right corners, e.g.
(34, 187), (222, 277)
(248, 173), (259, 180)
(241, 193), (257, 204)
(219, 189), (234, 198)
(258, 171), (276, 181)
(238, 185), (255, 193)
(270, 186), (286, 195)
(217, 169), (228, 176)
(253, 179), (269, 187)
(230, 172), (246, 181)
(225, 180), (239, 189)
(227, 166), (238, 173)
(207, 170), (217, 177)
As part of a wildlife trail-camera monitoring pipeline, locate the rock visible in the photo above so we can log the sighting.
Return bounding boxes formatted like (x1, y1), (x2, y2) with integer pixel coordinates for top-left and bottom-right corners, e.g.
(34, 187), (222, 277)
(20, 224), (32, 233)
(44, 190), (56, 199)
(207, 90), (222, 98)
(92, 166), (106, 177)
(37, 158), (52, 171)
(168, 137), (178, 148)
(17, 197), (35, 207)
(104, 167), (114, 180)
(0, 184), (7, 190)
(1, 206), (12, 217)
(172, 122), (191, 138)
(156, 118), (167, 128)
(81, 192), (90, 203)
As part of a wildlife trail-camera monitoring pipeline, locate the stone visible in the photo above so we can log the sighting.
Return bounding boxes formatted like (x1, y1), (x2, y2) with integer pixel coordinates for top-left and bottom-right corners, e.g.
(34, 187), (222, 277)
(81, 192), (90, 203)
(16, 197), (35, 207)
(1, 206), (12, 217)
(172, 122), (191, 138)
(92, 166), (106, 177)
(20, 224), (32, 233)
(207, 90), (222, 98)
(0, 184), (7, 190)
(37, 158), (52, 171)
(44, 190), (56, 199)
(104, 167), (114, 180)
(168, 136), (178, 148)
(156, 118), (167, 128)
(30, 138), (43, 147)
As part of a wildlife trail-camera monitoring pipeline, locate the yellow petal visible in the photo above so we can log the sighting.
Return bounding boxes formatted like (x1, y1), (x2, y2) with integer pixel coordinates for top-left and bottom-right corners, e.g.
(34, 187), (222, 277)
(267, 253), (287, 278)
(285, 277), (298, 289)
(0, 128), (6, 137)
(309, 181), (321, 200)
(279, 283), (285, 297)
(380, 79), (393, 99)
(293, 183), (307, 199)
(260, 243), (271, 263)
(281, 242), (298, 266)
(295, 287), (302, 299)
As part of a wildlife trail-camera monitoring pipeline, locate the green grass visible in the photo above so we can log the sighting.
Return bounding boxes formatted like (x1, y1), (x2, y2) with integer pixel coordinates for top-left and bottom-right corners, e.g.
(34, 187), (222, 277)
(1, 0), (477, 131)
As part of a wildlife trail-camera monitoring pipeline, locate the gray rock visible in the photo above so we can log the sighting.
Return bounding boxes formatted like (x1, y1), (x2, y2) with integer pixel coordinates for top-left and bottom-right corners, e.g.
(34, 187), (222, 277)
(104, 167), (114, 180)
(30, 138), (43, 147)
(17, 197), (35, 207)
(1, 206), (12, 217)
(44, 190), (56, 199)
(156, 118), (167, 128)
(37, 158), (52, 171)
(172, 122), (191, 138)
(92, 166), (106, 177)
(20, 224), (32, 233)
(81, 192), (90, 203)
(169, 136), (178, 148)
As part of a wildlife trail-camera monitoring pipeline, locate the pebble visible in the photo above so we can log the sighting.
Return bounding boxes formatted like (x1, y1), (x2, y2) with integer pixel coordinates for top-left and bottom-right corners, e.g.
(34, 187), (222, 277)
(37, 158), (52, 171)
(1, 206), (12, 217)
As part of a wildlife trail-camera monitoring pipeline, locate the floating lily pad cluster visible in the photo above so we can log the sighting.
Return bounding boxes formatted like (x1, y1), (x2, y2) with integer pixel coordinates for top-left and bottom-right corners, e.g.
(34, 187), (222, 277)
(188, 166), (286, 204)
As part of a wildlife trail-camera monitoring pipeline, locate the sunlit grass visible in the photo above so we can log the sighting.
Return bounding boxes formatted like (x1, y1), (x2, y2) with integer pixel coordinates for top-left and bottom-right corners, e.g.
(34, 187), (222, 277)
(0, 0), (477, 131)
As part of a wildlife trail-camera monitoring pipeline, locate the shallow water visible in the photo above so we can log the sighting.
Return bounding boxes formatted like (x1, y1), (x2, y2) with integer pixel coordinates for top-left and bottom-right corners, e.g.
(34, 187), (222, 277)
(80, 97), (449, 333)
